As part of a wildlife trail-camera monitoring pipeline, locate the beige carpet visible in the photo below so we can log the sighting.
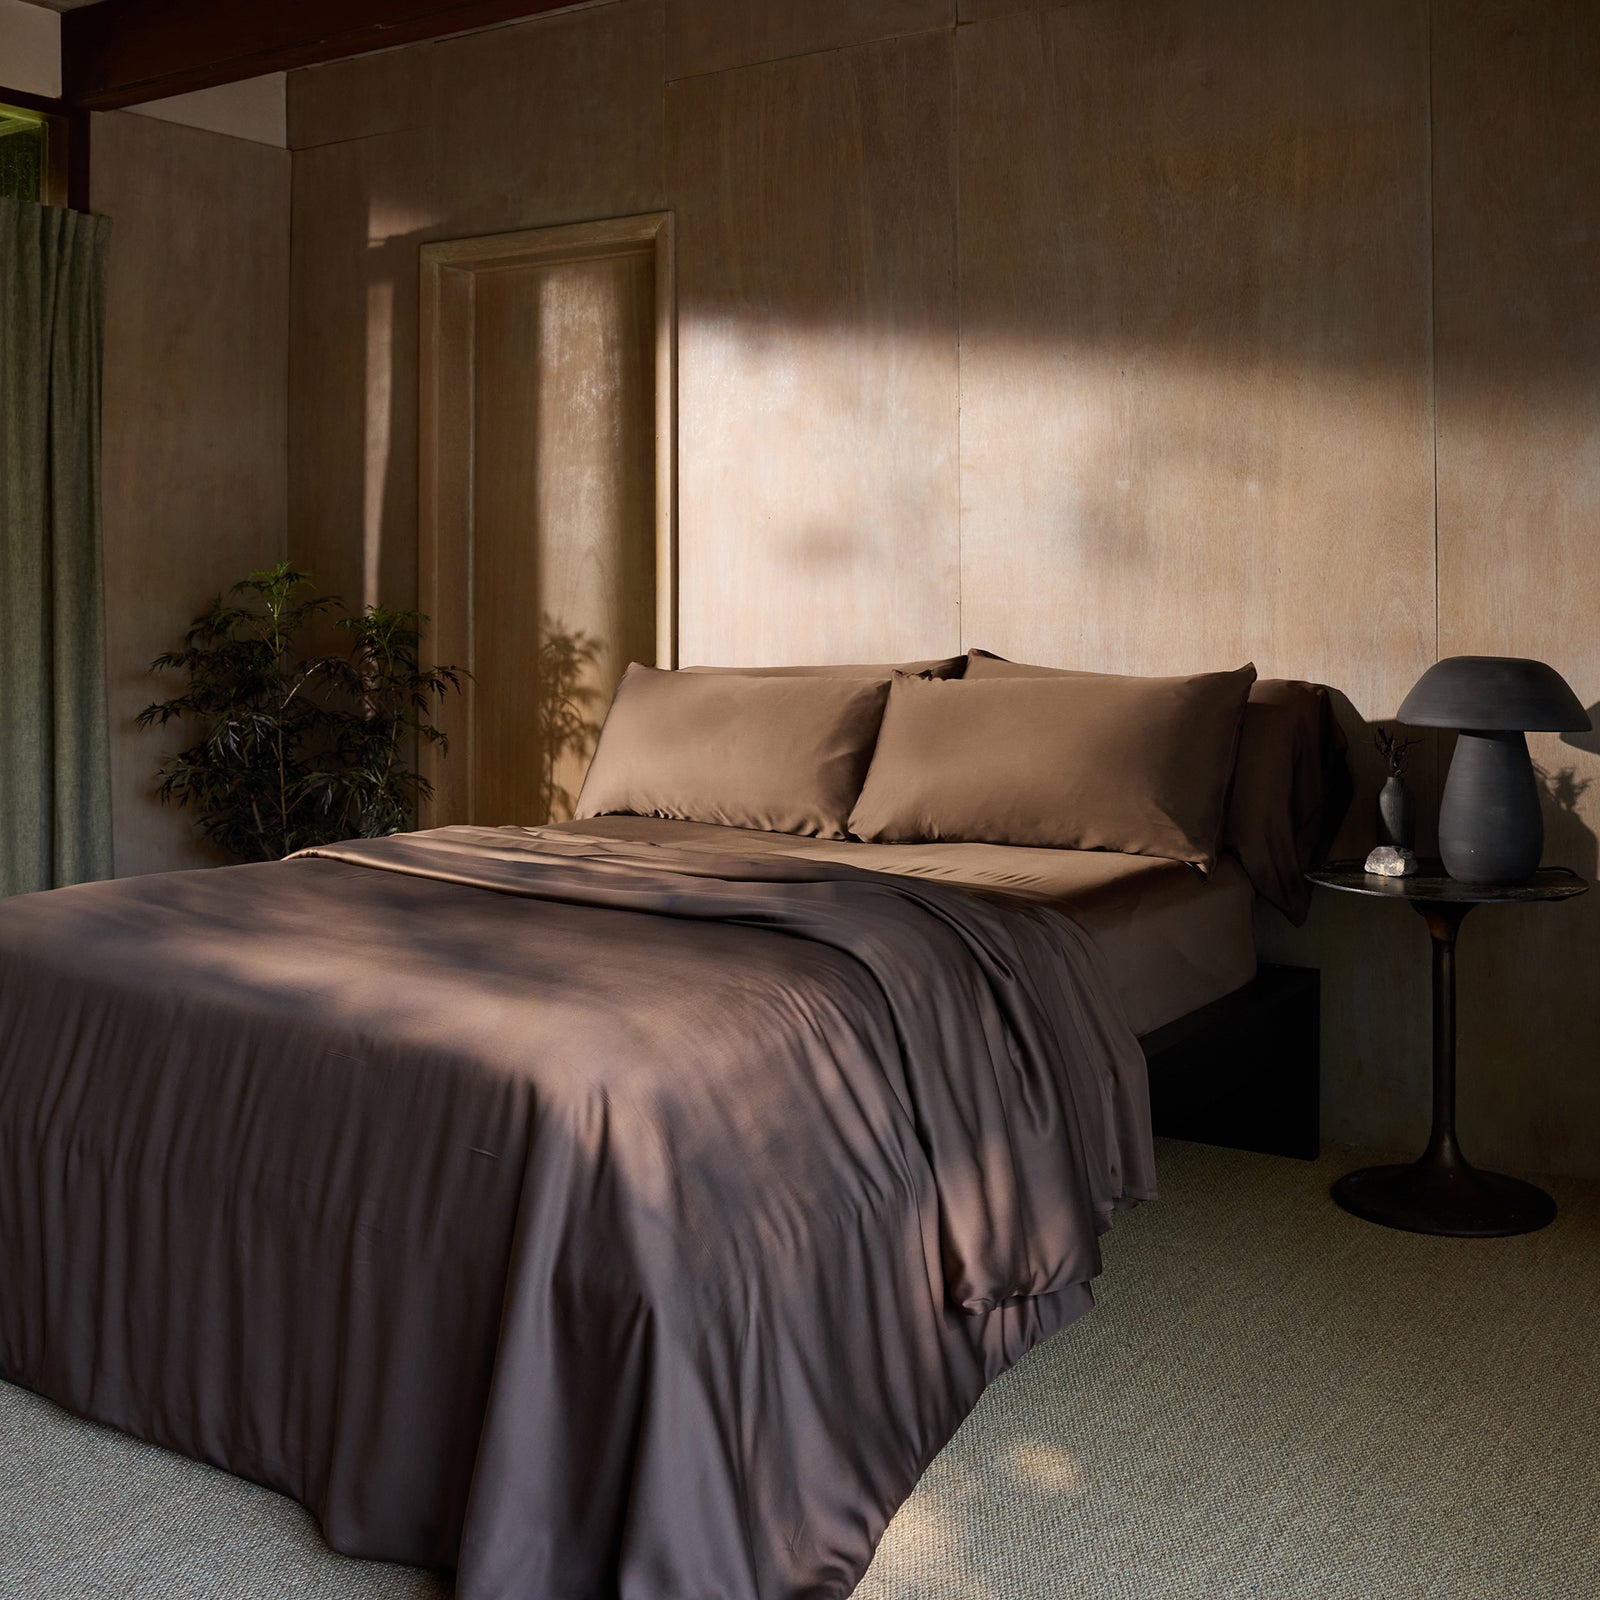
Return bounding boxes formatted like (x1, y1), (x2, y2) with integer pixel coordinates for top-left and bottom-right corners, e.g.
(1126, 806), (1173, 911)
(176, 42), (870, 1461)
(4, 1139), (1598, 1599)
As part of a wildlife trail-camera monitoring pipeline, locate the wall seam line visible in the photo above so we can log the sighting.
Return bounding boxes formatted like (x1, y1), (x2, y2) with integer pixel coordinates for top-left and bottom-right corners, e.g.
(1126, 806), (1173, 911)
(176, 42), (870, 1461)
(283, 124), (294, 573)
(1427, 0), (1439, 667)
(952, 16), (963, 653)
(664, 25), (953, 87)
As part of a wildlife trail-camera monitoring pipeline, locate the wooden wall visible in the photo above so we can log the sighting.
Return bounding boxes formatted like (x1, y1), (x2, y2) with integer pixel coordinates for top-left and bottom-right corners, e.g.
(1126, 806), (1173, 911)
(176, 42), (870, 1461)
(95, 110), (289, 878)
(284, 0), (1600, 1179)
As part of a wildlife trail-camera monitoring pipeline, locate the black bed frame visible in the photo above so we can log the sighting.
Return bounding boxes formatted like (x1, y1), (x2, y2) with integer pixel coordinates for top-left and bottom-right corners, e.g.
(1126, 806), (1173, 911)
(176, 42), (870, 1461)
(1140, 963), (1320, 1161)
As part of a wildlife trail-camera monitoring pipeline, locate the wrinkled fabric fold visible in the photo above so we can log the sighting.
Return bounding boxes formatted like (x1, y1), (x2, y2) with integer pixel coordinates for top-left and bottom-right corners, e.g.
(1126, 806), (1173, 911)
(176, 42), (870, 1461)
(2, 826), (1153, 1600)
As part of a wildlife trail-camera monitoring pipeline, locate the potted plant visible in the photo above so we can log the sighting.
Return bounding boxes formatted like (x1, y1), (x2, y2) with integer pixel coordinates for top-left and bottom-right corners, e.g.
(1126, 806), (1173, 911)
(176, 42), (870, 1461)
(139, 564), (462, 861)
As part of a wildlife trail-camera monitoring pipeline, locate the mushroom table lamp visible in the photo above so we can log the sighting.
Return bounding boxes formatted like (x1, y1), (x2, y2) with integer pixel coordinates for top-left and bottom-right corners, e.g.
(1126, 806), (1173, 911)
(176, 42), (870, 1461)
(1398, 656), (1592, 884)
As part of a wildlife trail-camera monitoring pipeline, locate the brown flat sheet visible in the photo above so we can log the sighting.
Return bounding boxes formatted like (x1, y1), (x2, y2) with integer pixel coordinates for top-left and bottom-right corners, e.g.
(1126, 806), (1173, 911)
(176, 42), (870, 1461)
(0, 826), (1154, 1600)
(551, 816), (1258, 1035)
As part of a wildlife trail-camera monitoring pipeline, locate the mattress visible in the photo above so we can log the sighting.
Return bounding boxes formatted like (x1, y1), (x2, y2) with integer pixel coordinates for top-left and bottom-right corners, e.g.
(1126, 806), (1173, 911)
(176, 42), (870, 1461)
(547, 816), (1258, 1036)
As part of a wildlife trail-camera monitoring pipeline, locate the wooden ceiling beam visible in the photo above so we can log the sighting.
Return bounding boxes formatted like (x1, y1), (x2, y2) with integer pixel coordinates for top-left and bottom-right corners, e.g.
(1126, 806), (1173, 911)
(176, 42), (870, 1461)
(62, 0), (600, 110)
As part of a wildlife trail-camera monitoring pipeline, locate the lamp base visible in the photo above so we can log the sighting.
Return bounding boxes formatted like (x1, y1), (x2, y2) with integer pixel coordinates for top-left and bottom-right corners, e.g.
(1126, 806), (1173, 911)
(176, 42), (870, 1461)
(1438, 730), (1543, 884)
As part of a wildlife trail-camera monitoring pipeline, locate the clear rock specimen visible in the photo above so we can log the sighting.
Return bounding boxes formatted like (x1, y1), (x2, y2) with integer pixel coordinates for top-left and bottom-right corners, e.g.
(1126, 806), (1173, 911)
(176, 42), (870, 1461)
(1364, 845), (1419, 877)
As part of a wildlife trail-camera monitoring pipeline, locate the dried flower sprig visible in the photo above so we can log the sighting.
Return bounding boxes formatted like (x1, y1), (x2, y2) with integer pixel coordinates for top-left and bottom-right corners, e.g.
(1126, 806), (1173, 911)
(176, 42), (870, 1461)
(1374, 725), (1423, 779)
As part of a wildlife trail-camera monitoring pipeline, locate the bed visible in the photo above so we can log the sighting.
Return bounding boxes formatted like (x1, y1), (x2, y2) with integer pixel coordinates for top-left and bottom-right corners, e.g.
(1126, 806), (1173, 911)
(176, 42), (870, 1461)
(0, 652), (1347, 1600)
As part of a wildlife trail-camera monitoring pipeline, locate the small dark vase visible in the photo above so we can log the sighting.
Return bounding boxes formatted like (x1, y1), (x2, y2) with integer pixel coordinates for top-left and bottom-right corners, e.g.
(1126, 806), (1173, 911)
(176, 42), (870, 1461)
(1376, 774), (1415, 851)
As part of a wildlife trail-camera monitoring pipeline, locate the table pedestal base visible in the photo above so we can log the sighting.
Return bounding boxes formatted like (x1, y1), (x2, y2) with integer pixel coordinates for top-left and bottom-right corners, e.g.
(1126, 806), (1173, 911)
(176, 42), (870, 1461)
(1332, 1159), (1555, 1238)
(1307, 865), (1586, 1239)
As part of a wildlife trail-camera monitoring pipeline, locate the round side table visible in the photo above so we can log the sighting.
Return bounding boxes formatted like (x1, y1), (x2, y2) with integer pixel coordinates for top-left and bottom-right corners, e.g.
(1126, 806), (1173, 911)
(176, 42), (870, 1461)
(1307, 862), (1588, 1237)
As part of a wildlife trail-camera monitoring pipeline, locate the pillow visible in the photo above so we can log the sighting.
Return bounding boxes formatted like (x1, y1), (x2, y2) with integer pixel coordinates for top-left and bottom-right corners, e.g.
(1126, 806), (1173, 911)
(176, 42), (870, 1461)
(1218, 679), (1352, 922)
(575, 664), (891, 839)
(848, 665), (1257, 868)
(682, 655), (966, 680)
(964, 650), (1351, 919)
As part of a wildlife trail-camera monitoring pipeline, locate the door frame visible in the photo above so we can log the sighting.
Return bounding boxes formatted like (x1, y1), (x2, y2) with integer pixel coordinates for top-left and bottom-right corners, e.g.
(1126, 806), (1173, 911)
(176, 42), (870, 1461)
(417, 211), (676, 825)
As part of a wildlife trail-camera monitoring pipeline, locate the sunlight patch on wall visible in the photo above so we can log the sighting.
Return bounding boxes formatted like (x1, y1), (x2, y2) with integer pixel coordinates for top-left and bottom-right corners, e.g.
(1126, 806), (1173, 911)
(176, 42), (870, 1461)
(363, 275), (395, 609)
(957, 330), (1437, 721)
(674, 306), (1442, 716)
(675, 310), (960, 668)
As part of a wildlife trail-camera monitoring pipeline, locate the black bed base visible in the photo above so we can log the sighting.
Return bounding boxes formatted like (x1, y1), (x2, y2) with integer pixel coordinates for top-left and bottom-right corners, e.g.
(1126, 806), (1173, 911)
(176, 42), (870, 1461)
(1140, 963), (1320, 1161)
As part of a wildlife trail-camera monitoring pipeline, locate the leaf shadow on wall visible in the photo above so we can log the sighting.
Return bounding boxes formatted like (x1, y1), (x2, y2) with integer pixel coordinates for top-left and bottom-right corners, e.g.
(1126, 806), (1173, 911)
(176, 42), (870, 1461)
(537, 619), (605, 825)
(1539, 753), (1597, 886)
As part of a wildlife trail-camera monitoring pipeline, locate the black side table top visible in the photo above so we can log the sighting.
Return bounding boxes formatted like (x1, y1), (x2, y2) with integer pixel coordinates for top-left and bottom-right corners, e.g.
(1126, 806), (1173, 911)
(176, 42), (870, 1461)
(1308, 861), (1587, 906)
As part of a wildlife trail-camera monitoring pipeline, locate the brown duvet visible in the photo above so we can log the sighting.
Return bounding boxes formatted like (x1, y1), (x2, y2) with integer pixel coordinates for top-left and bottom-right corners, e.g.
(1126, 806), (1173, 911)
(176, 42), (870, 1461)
(0, 826), (1154, 1599)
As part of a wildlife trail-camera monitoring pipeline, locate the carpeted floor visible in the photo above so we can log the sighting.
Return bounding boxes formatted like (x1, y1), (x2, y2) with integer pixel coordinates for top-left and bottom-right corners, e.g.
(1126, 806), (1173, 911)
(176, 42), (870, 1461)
(4, 1138), (1598, 1599)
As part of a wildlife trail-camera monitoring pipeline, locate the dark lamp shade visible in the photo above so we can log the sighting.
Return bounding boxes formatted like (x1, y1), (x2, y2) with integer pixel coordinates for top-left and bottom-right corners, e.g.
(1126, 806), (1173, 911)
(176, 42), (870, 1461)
(1398, 656), (1591, 733)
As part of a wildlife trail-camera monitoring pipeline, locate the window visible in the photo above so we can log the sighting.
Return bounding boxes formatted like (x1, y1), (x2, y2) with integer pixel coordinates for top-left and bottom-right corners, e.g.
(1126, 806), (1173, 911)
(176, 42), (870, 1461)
(0, 105), (48, 203)
(0, 103), (67, 206)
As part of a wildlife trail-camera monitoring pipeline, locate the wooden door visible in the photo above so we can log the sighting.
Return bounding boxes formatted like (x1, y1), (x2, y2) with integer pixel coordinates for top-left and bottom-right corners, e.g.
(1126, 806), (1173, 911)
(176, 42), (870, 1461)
(419, 214), (675, 825)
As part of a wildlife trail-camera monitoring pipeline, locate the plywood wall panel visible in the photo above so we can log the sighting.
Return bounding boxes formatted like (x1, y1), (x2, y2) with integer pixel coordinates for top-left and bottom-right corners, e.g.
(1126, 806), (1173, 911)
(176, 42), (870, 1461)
(94, 112), (289, 878)
(425, 4), (665, 240)
(667, 30), (960, 665)
(666, 0), (952, 80)
(1433, 0), (1600, 1180)
(289, 126), (439, 613)
(956, 0), (1435, 719)
(287, 37), (434, 149)
(287, 0), (665, 614)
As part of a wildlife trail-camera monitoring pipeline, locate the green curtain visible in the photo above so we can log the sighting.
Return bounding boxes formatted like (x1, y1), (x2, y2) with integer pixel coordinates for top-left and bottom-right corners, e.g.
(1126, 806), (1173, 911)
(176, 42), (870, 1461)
(1, 197), (114, 896)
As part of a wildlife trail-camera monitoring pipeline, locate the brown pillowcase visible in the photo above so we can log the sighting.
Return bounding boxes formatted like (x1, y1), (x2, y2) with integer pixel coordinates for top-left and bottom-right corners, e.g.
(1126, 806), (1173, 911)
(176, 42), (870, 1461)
(848, 665), (1257, 868)
(682, 656), (966, 680)
(575, 664), (891, 839)
(964, 651), (1350, 917)
(1218, 679), (1352, 923)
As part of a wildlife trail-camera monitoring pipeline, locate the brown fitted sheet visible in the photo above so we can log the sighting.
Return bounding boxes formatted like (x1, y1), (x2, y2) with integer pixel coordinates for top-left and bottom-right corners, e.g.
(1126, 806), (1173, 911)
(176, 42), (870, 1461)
(550, 816), (1259, 1036)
